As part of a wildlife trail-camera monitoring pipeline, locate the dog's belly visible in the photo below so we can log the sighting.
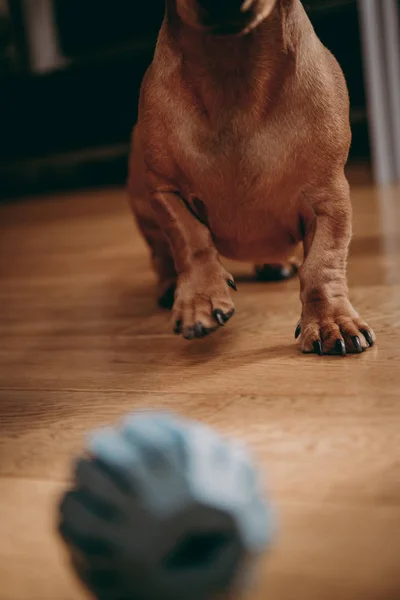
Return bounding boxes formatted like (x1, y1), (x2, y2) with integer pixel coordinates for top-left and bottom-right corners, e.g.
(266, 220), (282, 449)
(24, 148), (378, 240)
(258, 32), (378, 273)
(213, 234), (298, 263)
(212, 219), (299, 263)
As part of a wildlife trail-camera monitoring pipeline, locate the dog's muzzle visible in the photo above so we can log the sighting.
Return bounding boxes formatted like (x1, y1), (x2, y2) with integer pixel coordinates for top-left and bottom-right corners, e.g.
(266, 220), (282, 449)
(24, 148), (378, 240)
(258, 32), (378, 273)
(196, 0), (256, 34)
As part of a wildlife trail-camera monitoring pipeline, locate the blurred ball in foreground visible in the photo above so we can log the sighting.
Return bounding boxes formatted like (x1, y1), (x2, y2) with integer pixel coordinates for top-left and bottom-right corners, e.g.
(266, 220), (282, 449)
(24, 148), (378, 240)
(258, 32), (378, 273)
(58, 411), (274, 600)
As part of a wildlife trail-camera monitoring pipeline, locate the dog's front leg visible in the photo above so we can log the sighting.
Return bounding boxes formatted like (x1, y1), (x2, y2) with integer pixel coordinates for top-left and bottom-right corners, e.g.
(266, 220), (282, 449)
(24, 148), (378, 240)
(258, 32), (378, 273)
(297, 176), (375, 356)
(150, 188), (236, 340)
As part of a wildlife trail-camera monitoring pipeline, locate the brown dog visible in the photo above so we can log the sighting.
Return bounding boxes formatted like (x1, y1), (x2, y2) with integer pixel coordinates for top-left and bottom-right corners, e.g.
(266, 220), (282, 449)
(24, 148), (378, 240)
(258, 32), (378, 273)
(128, 0), (375, 355)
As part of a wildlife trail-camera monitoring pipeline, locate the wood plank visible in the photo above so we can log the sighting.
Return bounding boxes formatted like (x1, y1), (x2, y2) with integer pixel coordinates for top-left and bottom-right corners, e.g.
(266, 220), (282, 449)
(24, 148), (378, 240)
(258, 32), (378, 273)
(1, 179), (400, 599)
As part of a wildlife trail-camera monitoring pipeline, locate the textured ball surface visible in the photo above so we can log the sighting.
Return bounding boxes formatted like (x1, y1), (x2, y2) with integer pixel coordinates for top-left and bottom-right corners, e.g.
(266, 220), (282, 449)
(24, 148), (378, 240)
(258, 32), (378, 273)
(58, 411), (274, 600)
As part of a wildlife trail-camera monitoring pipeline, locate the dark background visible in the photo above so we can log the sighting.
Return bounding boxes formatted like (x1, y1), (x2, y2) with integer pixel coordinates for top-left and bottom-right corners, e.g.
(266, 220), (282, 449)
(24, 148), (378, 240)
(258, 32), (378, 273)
(0, 0), (370, 200)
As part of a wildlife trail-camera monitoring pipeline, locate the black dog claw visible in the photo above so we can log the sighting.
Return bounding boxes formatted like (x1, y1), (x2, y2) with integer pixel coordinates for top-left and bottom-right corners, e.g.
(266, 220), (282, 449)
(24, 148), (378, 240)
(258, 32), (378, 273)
(213, 309), (226, 326)
(194, 322), (204, 338)
(182, 322), (216, 339)
(174, 320), (182, 335)
(213, 308), (235, 327)
(183, 327), (195, 340)
(361, 329), (374, 347)
(224, 309), (235, 321)
(213, 308), (225, 327)
(313, 340), (323, 356)
(295, 323), (301, 339)
(334, 339), (346, 356)
(352, 336), (363, 354)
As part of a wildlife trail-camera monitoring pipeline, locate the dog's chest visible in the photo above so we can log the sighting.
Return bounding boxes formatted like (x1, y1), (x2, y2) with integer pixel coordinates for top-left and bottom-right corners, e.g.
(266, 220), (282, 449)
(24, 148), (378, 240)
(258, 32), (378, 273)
(170, 113), (298, 253)
(173, 113), (284, 184)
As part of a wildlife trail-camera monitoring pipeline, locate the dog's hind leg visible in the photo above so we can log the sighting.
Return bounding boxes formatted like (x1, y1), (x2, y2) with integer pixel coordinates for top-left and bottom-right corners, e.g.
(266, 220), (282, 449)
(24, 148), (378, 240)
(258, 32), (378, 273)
(254, 262), (298, 282)
(254, 244), (303, 282)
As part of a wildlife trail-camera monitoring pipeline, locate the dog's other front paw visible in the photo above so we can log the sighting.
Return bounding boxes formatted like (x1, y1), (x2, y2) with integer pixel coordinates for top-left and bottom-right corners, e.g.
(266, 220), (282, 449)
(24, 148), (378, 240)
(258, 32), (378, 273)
(172, 262), (236, 340)
(296, 299), (376, 356)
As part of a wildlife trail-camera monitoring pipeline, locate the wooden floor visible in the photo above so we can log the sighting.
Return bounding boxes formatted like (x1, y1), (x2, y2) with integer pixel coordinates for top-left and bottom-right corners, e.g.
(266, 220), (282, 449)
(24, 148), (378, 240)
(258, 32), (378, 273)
(1, 172), (400, 600)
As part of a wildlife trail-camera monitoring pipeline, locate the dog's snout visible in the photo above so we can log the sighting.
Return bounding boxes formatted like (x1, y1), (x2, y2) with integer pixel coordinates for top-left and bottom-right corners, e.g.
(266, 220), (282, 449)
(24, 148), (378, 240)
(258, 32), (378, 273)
(178, 0), (273, 34)
(197, 0), (249, 21)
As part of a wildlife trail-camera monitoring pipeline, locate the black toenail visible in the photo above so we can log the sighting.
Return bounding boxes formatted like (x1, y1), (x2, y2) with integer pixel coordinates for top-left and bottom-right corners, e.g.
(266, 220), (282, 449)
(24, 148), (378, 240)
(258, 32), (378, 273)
(223, 309), (235, 322)
(335, 339), (346, 356)
(194, 322), (205, 338)
(213, 309), (225, 326)
(174, 320), (182, 335)
(183, 327), (195, 340)
(295, 322), (301, 339)
(313, 340), (323, 356)
(352, 336), (363, 354)
(361, 329), (374, 347)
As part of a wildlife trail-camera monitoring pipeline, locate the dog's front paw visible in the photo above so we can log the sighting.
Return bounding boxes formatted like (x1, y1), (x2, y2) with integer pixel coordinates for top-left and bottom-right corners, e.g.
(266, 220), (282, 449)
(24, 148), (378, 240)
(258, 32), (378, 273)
(296, 299), (376, 356)
(172, 262), (236, 340)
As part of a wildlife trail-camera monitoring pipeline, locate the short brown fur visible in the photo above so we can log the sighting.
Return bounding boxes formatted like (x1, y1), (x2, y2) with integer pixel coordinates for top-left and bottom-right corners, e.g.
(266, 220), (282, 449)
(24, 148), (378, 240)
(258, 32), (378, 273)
(128, 0), (375, 354)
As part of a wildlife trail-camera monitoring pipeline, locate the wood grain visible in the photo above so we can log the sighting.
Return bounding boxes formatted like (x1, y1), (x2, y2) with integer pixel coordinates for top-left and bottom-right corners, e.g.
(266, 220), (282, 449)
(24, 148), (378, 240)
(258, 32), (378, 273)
(1, 175), (400, 600)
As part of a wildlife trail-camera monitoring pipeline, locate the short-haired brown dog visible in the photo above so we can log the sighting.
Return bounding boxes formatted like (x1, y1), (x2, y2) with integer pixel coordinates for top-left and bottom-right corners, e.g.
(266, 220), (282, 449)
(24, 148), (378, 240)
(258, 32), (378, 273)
(128, 0), (375, 356)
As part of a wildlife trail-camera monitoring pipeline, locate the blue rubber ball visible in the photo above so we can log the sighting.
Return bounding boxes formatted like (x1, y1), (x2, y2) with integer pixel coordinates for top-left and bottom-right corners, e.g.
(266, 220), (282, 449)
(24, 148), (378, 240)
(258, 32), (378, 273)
(58, 411), (274, 600)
